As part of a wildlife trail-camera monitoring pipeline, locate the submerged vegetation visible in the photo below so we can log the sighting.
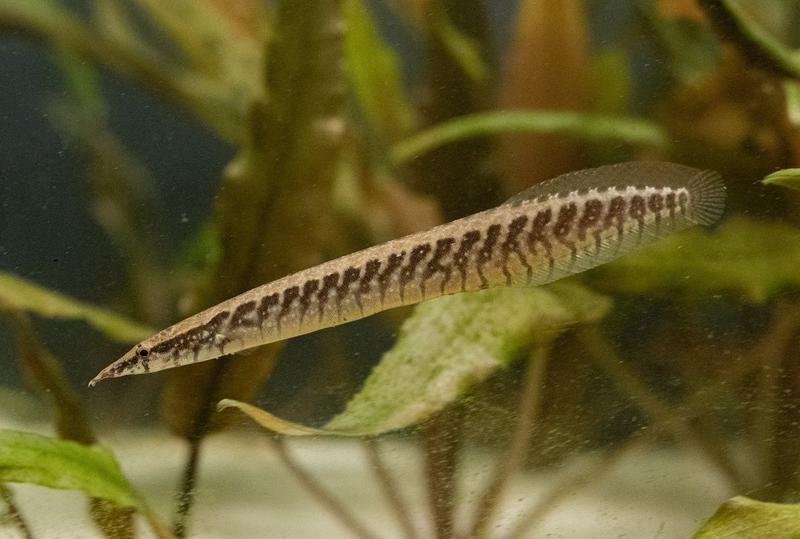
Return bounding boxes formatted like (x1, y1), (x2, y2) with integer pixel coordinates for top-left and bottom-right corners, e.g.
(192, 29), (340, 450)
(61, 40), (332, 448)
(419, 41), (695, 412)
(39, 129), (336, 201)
(2, 0), (800, 537)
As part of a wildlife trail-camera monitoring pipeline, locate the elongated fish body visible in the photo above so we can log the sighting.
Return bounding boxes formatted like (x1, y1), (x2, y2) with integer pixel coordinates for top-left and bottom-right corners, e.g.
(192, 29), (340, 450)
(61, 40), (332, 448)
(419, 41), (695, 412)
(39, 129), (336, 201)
(91, 162), (725, 384)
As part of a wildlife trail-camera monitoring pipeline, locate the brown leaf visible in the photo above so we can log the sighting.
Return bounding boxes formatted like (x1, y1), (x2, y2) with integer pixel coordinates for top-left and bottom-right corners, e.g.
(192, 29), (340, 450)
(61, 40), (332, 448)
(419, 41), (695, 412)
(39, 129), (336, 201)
(364, 180), (441, 238)
(499, 0), (588, 194)
(208, 0), (266, 40)
(658, 0), (706, 22)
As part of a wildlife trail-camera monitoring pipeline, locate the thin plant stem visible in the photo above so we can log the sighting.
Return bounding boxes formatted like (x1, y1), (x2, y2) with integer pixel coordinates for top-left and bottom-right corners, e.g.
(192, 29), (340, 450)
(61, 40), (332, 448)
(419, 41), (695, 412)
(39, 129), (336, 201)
(362, 439), (419, 539)
(0, 484), (34, 539)
(505, 305), (800, 538)
(578, 326), (747, 492)
(172, 361), (227, 538)
(468, 345), (550, 538)
(502, 431), (651, 539)
(140, 507), (174, 539)
(751, 303), (798, 488)
(270, 438), (378, 539)
(422, 406), (463, 539)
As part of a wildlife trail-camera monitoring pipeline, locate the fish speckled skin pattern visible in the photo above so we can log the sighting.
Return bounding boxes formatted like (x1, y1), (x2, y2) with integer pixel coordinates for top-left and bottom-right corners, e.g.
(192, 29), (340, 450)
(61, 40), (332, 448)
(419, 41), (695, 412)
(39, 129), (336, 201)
(91, 162), (725, 385)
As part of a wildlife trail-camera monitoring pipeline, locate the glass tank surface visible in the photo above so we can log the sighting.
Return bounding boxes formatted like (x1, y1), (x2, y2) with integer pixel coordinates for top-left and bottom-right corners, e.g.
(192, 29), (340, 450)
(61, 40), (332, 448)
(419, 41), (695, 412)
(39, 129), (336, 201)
(1, 0), (800, 537)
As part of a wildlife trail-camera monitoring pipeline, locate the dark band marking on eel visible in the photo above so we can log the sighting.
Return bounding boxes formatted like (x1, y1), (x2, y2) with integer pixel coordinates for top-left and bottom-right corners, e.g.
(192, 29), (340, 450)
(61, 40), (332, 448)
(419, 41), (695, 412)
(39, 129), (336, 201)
(400, 243), (432, 300)
(604, 196), (627, 252)
(629, 194), (647, 243)
(337, 266), (361, 316)
(299, 278), (320, 323)
(357, 259), (381, 311)
(500, 215), (530, 285)
(553, 202), (578, 269)
(476, 224), (502, 288)
(153, 310), (231, 363)
(230, 300), (258, 329)
(277, 286), (300, 331)
(453, 230), (481, 292)
(257, 293), (280, 332)
(422, 237), (456, 295)
(648, 192), (664, 234)
(318, 272), (340, 321)
(578, 198), (605, 255)
(665, 192), (677, 228)
(578, 199), (603, 241)
(378, 251), (406, 303)
(528, 207), (554, 278)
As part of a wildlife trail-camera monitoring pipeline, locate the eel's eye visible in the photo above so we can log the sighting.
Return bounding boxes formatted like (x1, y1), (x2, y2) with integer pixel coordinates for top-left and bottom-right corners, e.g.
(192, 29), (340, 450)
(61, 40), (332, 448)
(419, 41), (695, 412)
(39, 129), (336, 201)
(138, 349), (149, 357)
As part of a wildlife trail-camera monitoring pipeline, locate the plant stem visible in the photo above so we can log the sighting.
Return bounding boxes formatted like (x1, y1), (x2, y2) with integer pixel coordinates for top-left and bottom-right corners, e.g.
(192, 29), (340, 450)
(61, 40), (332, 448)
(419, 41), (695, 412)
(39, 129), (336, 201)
(502, 432), (649, 539)
(172, 362), (226, 538)
(0, 484), (34, 539)
(507, 310), (796, 539)
(468, 345), (550, 538)
(578, 326), (747, 492)
(422, 406), (463, 539)
(271, 438), (377, 539)
(362, 439), (419, 539)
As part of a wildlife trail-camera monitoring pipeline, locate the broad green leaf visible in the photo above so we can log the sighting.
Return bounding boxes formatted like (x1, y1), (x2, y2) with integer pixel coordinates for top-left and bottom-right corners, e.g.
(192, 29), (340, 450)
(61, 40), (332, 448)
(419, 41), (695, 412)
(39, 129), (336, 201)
(762, 168), (800, 191)
(221, 282), (610, 436)
(694, 496), (800, 538)
(593, 218), (800, 303)
(390, 110), (669, 164)
(0, 430), (142, 509)
(345, 0), (415, 141)
(0, 272), (153, 342)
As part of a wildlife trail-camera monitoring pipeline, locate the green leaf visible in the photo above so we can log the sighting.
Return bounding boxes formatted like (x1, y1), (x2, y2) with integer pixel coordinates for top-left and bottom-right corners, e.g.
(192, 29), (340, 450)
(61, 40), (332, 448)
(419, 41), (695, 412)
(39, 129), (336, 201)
(593, 217), (800, 303)
(762, 168), (800, 191)
(220, 282), (610, 436)
(344, 0), (415, 141)
(133, 0), (264, 108)
(694, 496), (800, 538)
(638, 2), (719, 83)
(0, 272), (153, 342)
(0, 430), (142, 509)
(430, 4), (487, 82)
(699, 0), (800, 80)
(390, 110), (669, 164)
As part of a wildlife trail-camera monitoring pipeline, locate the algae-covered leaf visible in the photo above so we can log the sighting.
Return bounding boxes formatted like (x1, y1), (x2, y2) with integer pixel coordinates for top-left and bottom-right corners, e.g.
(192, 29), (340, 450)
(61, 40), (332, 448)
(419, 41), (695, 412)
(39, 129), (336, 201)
(0, 430), (142, 509)
(594, 218), (800, 303)
(345, 0), (415, 142)
(221, 282), (610, 436)
(0, 272), (153, 342)
(162, 0), (348, 438)
(763, 168), (800, 191)
(694, 496), (800, 538)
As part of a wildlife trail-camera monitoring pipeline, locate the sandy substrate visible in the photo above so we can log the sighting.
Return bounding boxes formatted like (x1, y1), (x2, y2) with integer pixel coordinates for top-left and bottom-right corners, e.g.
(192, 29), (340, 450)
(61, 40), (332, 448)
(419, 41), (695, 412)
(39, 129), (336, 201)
(0, 413), (734, 538)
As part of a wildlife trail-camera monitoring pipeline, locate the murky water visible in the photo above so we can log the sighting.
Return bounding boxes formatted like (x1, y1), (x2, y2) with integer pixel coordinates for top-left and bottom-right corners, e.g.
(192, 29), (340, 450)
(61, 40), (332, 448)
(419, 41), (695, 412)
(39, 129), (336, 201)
(1, 1), (799, 537)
